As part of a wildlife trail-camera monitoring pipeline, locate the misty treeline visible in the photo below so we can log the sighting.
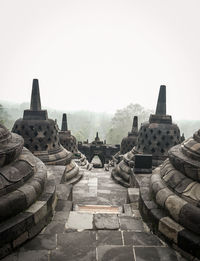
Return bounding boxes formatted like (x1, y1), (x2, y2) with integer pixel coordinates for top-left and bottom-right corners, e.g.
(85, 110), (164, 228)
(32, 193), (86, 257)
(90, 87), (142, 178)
(0, 101), (199, 145)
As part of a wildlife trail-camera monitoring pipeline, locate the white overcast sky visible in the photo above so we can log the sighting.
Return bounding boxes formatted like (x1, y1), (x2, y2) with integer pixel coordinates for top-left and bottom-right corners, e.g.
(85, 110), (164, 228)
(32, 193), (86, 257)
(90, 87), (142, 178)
(0, 0), (199, 120)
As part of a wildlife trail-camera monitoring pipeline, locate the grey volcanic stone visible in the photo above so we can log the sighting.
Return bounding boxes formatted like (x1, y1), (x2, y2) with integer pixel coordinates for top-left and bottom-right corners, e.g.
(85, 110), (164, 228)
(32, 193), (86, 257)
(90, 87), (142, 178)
(65, 212), (93, 230)
(94, 214), (119, 230)
(97, 231), (123, 245)
(51, 232), (96, 261)
(55, 200), (72, 212)
(123, 231), (163, 246)
(21, 234), (56, 251)
(119, 216), (144, 231)
(128, 188), (139, 203)
(18, 250), (49, 261)
(43, 221), (65, 234)
(97, 245), (135, 261)
(134, 246), (179, 261)
(56, 184), (72, 200)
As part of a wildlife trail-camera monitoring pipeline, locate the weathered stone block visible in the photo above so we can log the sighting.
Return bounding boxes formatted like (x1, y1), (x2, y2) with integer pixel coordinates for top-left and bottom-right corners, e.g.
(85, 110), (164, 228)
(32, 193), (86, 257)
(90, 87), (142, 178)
(94, 214), (119, 230)
(158, 217), (184, 243)
(65, 212), (93, 230)
(128, 188), (139, 203)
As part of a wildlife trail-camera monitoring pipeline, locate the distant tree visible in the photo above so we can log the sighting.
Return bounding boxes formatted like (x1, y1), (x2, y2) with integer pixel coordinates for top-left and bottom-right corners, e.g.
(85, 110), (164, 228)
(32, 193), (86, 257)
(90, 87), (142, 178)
(0, 104), (10, 126)
(74, 130), (86, 142)
(106, 103), (153, 144)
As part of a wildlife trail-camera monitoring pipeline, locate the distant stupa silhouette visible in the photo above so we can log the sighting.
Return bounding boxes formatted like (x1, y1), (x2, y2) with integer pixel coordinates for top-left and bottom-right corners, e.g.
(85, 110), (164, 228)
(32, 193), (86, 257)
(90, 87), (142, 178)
(59, 113), (78, 154)
(120, 116), (139, 154)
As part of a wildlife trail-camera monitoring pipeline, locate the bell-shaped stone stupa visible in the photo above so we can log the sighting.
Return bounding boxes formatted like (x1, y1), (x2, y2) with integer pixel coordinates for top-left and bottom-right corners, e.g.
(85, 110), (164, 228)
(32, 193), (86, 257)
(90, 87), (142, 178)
(0, 124), (56, 258)
(140, 128), (200, 259)
(120, 116), (138, 155)
(59, 113), (78, 154)
(59, 113), (89, 167)
(112, 85), (181, 187)
(12, 79), (72, 165)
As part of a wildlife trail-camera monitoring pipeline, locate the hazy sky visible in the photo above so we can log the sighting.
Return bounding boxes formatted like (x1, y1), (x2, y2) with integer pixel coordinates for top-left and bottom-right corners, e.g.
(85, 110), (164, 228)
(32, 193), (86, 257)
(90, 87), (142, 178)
(0, 0), (199, 120)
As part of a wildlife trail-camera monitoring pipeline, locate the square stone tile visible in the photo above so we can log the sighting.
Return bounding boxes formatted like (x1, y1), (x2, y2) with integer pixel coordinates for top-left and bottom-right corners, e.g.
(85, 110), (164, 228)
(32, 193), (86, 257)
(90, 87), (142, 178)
(119, 216), (144, 231)
(43, 221), (65, 234)
(123, 232), (163, 246)
(134, 247), (178, 261)
(20, 234), (56, 251)
(51, 231), (96, 261)
(65, 212), (93, 230)
(94, 214), (119, 230)
(97, 245), (135, 261)
(97, 231), (123, 245)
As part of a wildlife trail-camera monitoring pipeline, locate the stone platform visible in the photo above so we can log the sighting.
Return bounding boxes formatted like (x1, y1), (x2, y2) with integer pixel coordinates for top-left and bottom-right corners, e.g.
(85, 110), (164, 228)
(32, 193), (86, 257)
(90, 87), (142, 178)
(2, 168), (186, 261)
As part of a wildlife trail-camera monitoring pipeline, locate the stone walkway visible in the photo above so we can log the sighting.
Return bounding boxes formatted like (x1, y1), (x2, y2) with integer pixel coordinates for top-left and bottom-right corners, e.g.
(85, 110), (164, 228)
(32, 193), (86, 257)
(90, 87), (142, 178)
(3, 167), (186, 261)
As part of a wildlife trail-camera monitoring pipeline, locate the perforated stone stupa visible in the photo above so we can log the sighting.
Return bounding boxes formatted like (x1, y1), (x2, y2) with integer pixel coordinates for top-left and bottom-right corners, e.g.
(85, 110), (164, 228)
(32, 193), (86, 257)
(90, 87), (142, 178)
(0, 124), (56, 258)
(139, 128), (200, 259)
(112, 85), (181, 187)
(59, 113), (89, 167)
(12, 79), (72, 166)
(120, 116), (138, 155)
(59, 113), (78, 154)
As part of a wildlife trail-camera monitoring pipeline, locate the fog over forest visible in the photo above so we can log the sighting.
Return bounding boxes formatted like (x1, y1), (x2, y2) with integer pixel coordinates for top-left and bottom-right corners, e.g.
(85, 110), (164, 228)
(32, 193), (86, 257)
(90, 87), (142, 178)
(0, 100), (199, 145)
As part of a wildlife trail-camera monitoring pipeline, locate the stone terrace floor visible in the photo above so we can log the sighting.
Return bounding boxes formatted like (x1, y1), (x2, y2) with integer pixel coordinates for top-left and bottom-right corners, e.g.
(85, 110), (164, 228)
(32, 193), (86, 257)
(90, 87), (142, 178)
(2, 167), (186, 261)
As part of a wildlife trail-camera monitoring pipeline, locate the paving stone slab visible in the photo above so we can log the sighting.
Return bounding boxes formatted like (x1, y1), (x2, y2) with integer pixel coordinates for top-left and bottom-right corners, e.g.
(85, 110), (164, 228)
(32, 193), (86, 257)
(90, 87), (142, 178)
(42, 221), (65, 234)
(65, 212), (93, 230)
(119, 216), (145, 231)
(18, 250), (49, 261)
(134, 246), (179, 261)
(97, 245), (135, 261)
(51, 232), (96, 261)
(94, 214), (119, 230)
(97, 231), (123, 245)
(20, 234), (56, 251)
(123, 231), (163, 246)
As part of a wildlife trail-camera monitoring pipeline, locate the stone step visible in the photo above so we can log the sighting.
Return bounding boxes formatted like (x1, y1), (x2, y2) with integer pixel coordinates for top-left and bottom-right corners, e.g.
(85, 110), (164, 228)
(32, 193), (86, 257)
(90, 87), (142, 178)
(73, 204), (123, 214)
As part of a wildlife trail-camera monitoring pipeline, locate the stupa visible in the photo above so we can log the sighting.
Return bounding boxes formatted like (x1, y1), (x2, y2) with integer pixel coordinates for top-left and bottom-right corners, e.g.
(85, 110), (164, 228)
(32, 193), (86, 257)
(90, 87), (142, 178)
(112, 85), (181, 187)
(59, 113), (89, 167)
(12, 79), (80, 182)
(12, 79), (72, 165)
(120, 116), (138, 154)
(139, 128), (200, 259)
(59, 113), (78, 154)
(0, 124), (56, 258)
